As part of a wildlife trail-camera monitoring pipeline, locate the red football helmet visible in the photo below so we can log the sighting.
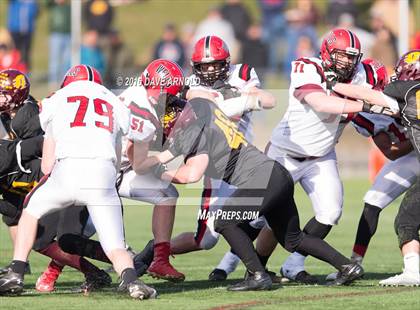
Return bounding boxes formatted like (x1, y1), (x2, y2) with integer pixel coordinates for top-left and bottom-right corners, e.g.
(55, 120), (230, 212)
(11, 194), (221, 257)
(362, 58), (389, 90)
(0, 69), (30, 112)
(141, 59), (184, 101)
(61, 64), (103, 88)
(320, 29), (363, 82)
(394, 50), (420, 81)
(191, 36), (230, 86)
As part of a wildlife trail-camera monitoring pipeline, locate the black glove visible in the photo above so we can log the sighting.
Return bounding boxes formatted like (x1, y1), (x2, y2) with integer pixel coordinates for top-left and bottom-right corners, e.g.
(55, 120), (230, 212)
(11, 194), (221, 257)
(212, 80), (241, 100)
(151, 163), (168, 179)
(324, 71), (339, 90)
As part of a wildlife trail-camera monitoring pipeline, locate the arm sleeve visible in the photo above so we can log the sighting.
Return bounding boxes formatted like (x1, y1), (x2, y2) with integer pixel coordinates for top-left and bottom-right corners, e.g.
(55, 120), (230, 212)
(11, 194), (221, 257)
(19, 135), (43, 162)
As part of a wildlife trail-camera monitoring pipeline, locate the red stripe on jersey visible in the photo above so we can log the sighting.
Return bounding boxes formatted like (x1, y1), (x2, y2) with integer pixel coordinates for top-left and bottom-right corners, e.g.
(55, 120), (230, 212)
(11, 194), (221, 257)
(293, 84), (325, 102)
(128, 102), (161, 129)
(297, 58), (326, 83)
(362, 62), (376, 88)
(23, 173), (50, 209)
(388, 123), (407, 142)
(352, 114), (374, 136)
(239, 64), (251, 81)
(195, 177), (212, 245)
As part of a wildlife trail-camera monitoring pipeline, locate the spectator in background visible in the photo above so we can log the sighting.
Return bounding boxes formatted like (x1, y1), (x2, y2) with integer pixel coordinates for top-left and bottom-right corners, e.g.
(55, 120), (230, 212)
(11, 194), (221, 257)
(413, 32), (420, 49)
(104, 29), (135, 87)
(80, 30), (105, 77)
(258, 0), (287, 74)
(7, 0), (38, 69)
(284, 0), (319, 75)
(153, 24), (186, 68)
(180, 22), (196, 73)
(47, 0), (71, 88)
(84, 0), (114, 77)
(337, 13), (374, 58)
(0, 28), (27, 72)
(194, 6), (239, 62)
(241, 23), (268, 83)
(295, 35), (316, 59)
(369, 10), (398, 71)
(325, 0), (356, 27)
(220, 0), (252, 44)
(84, 0), (114, 35)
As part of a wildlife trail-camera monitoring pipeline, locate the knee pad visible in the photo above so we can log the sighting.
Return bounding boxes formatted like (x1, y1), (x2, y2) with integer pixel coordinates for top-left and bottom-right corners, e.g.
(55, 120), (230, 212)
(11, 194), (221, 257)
(303, 217), (332, 239)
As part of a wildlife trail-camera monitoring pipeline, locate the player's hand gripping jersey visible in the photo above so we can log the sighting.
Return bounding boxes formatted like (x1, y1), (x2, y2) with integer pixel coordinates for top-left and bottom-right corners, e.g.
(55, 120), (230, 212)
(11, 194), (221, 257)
(39, 80), (130, 162)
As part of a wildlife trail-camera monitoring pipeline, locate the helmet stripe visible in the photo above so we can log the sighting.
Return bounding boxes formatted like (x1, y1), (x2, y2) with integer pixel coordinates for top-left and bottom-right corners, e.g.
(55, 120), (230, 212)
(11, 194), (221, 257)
(85, 65), (93, 81)
(348, 30), (355, 49)
(205, 36), (211, 58)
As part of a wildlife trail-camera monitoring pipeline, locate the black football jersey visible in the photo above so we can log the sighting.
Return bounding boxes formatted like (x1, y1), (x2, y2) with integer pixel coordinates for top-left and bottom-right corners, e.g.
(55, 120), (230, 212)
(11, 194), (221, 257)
(0, 138), (43, 196)
(11, 95), (43, 139)
(167, 98), (271, 186)
(383, 80), (420, 159)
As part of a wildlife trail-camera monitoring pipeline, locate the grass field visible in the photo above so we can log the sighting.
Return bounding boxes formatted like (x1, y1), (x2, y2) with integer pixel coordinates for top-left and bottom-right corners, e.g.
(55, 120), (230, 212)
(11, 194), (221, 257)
(1, 178), (419, 309)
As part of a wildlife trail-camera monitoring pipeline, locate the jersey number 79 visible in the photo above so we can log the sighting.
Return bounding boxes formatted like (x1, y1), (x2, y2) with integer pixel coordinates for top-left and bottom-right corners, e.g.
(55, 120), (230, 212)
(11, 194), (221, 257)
(68, 96), (114, 133)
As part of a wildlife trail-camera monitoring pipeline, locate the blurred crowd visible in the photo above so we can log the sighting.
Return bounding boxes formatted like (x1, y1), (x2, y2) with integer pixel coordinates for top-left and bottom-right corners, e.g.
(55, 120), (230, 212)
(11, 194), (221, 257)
(0, 0), (419, 88)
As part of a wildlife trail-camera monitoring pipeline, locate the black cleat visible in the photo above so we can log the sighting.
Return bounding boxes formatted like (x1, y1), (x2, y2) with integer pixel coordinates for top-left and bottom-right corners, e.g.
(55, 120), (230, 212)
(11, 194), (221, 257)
(80, 269), (112, 293)
(208, 268), (227, 281)
(228, 271), (272, 291)
(331, 263), (364, 286)
(118, 279), (157, 300)
(133, 240), (154, 277)
(0, 262), (30, 276)
(246, 269), (283, 284)
(0, 270), (24, 295)
(294, 271), (319, 284)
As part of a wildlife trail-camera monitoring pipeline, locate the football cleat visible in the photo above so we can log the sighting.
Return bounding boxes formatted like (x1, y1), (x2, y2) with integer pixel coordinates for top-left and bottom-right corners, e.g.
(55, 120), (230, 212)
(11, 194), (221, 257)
(379, 272), (420, 287)
(208, 268), (227, 281)
(36, 261), (63, 292)
(147, 260), (185, 282)
(228, 271), (272, 291)
(0, 262), (31, 276)
(80, 269), (112, 293)
(0, 269), (24, 295)
(280, 268), (318, 284)
(245, 269), (283, 284)
(330, 263), (364, 286)
(133, 240), (154, 277)
(118, 279), (157, 300)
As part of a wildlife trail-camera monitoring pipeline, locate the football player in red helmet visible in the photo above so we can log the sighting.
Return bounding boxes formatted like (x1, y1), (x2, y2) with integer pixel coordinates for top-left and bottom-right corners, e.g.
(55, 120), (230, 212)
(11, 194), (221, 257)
(320, 28), (363, 82)
(332, 50), (420, 286)
(118, 59), (186, 282)
(61, 64), (103, 88)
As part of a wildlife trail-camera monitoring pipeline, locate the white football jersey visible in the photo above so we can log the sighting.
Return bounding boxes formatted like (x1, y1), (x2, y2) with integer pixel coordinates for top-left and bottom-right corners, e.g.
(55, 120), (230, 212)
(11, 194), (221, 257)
(352, 112), (409, 143)
(270, 57), (372, 157)
(39, 81), (130, 162)
(189, 63), (260, 141)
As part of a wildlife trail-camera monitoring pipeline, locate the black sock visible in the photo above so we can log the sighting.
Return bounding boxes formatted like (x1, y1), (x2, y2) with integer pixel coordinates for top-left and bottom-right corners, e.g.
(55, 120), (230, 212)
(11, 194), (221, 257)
(303, 217), (332, 239)
(297, 235), (350, 270)
(121, 268), (137, 284)
(353, 203), (382, 256)
(257, 253), (270, 268)
(10, 260), (26, 276)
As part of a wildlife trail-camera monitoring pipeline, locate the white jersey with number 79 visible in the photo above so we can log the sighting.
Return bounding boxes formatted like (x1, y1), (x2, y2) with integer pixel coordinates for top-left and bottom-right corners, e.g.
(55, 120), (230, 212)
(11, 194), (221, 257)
(39, 80), (130, 162)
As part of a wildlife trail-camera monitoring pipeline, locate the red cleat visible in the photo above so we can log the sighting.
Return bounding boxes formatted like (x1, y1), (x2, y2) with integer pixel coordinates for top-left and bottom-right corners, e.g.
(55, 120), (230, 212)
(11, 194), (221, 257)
(35, 260), (63, 292)
(147, 242), (185, 282)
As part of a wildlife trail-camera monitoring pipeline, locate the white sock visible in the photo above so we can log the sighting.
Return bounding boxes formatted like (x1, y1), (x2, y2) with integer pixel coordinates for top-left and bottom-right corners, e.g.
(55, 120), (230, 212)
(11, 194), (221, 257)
(351, 252), (363, 264)
(403, 252), (419, 276)
(281, 252), (306, 277)
(216, 251), (241, 274)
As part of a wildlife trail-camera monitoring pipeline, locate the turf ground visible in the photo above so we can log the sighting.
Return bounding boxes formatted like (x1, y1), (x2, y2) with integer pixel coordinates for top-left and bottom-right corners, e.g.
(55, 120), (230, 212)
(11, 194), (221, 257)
(1, 178), (419, 309)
